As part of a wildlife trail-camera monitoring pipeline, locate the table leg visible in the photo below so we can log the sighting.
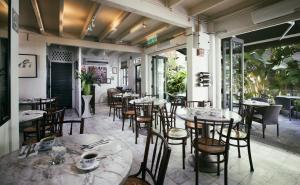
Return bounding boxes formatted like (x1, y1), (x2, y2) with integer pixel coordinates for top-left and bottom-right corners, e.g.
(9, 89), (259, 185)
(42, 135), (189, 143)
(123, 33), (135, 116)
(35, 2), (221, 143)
(188, 153), (221, 173)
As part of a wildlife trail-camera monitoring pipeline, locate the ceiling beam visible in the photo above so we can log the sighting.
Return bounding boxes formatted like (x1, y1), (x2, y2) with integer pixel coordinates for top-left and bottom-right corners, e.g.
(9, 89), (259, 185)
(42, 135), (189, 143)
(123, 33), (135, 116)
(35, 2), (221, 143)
(59, 0), (64, 36)
(98, 0), (192, 28)
(189, 0), (224, 16)
(80, 3), (102, 39)
(98, 11), (131, 42)
(168, 0), (184, 8)
(115, 17), (149, 42)
(31, 0), (45, 34)
(131, 24), (170, 45)
(0, 0), (8, 9)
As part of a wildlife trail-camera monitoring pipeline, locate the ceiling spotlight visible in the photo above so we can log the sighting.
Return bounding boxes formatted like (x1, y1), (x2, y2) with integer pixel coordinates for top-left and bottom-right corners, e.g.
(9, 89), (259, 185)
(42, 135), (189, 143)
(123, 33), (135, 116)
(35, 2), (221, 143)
(142, 22), (147, 28)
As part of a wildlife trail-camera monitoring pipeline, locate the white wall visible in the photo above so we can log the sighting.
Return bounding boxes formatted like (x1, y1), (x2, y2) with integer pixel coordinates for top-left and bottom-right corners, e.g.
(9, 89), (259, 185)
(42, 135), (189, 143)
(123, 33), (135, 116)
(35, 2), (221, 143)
(19, 33), (47, 99)
(81, 53), (119, 104)
(0, 0), (19, 157)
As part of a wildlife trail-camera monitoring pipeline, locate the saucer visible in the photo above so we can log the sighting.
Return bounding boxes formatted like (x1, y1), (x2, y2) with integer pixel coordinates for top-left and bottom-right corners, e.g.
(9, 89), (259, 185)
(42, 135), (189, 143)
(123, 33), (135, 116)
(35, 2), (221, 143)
(76, 160), (100, 171)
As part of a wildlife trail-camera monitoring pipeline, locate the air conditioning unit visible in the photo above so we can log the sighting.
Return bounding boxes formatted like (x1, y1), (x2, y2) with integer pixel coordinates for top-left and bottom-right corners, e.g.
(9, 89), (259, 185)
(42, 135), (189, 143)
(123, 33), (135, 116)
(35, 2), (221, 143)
(251, 0), (300, 24)
(83, 58), (109, 65)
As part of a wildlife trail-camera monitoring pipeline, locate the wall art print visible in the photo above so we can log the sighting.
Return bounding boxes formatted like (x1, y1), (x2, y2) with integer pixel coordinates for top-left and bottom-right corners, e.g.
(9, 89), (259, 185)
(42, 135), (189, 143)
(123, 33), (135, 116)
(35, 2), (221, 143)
(19, 54), (37, 78)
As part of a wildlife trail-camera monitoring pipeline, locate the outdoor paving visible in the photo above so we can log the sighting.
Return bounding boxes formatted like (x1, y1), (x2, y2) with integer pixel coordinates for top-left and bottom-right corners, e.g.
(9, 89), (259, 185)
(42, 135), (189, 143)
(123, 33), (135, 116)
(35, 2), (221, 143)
(64, 105), (300, 185)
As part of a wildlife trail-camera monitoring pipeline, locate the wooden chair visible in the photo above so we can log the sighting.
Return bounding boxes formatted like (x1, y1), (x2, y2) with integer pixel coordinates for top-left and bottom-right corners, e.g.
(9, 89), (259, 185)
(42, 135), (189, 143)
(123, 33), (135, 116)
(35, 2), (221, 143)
(252, 104), (282, 138)
(218, 103), (254, 172)
(160, 105), (189, 169)
(107, 88), (121, 116)
(37, 98), (57, 112)
(122, 97), (135, 132)
(111, 95), (123, 121)
(193, 117), (234, 185)
(124, 129), (171, 185)
(23, 108), (65, 144)
(60, 118), (85, 136)
(143, 94), (160, 129)
(185, 100), (210, 153)
(134, 102), (154, 144)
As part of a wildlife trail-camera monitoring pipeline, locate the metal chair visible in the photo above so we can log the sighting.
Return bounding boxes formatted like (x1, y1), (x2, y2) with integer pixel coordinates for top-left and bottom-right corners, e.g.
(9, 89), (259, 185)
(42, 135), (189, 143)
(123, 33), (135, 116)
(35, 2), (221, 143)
(124, 129), (171, 185)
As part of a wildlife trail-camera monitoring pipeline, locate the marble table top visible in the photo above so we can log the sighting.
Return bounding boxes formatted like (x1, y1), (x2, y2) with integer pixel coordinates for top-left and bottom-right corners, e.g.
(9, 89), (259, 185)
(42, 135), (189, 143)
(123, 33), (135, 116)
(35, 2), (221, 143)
(276, 96), (300, 100)
(113, 93), (140, 98)
(0, 134), (133, 185)
(243, 100), (270, 107)
(177, 107), (242, 123)
(19, 110), (46, 123)
(129, 98), (167, 107)
(19, 98), (55, 105)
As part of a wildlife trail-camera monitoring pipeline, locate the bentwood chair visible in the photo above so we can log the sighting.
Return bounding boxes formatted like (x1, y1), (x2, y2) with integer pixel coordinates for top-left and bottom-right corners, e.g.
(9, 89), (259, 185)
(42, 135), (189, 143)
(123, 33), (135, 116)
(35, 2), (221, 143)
(111, 95), (123, 121)
(218, 102), (255, 172)
(144, 94), (160, 128)
(193, 117), (234, 185)
(185, 100), (210, 153)
(124, 129), (171, 185)
(60, 118), (85, 136)
(252, 104), (282, 138)
(37, 97), (57, 112)
(122, 97), (135, 132)
(134, 102), (154, 144)
(160, 105), (188, 169)
(107, 88), (121, 116)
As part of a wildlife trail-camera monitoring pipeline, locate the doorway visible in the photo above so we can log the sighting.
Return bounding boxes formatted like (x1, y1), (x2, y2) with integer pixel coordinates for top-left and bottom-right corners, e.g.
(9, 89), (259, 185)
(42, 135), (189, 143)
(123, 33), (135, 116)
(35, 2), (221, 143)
(222, 37), (244, 110)
(51, 62), (73, 108)
(151, 56), (167, 99)
(135, 64), (141, 95)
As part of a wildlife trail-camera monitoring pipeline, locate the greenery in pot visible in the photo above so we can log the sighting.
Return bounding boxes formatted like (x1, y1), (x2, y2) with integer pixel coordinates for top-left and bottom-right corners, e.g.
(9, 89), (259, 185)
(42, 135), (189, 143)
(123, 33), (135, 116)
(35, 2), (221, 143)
(76, 68), (97, 95)
(166, 56), (187, 94)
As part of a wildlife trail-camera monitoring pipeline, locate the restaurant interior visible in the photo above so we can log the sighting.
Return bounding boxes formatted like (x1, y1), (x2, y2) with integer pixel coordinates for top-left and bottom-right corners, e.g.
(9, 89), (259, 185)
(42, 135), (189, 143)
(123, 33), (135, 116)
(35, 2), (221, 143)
(1, 0), (300, 185)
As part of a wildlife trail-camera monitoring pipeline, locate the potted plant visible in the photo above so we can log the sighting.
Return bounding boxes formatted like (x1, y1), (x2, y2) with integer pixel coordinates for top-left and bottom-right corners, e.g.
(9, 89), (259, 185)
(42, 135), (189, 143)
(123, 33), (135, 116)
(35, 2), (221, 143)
(77, 69), (97, 118)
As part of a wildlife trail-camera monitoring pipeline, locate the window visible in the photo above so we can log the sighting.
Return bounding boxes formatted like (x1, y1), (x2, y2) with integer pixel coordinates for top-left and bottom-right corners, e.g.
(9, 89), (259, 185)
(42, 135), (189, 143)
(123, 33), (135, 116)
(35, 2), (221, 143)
(122, 68), (128, 86)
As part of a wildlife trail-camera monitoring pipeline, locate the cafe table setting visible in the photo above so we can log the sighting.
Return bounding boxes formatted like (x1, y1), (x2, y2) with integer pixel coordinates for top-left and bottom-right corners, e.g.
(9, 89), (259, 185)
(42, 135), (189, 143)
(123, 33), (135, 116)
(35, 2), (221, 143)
(0, 134), (133, 185)
(19, 110), (46, 123)
(129, 96), (167, 107)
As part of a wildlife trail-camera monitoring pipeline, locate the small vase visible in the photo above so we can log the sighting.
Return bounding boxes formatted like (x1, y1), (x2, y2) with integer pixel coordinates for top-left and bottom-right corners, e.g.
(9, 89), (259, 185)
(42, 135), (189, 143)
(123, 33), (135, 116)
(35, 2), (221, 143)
(82, 95), (92, 118)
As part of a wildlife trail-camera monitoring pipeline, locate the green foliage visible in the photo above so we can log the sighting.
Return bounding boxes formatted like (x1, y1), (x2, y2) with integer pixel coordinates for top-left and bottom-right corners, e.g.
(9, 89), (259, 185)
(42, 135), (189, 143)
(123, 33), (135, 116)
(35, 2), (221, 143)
(244, 44), (300, 99)
(76, 69), (97, 95)
(166, 56), (187, 94)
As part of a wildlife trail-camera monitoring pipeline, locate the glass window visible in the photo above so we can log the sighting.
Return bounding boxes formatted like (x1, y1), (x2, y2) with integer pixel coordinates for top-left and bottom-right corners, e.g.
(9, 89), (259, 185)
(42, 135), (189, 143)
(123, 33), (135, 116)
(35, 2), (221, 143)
(122, 68), (128, 86)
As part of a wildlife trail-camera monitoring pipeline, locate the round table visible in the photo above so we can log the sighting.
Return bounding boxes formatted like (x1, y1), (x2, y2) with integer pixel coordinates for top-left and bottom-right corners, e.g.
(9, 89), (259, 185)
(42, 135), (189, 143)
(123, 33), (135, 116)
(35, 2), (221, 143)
(129, 98), (167, 107)
(0, 134), (133, 185)
(177, 107), (242, 173)
(19, 98), (55, 109)
(243, 100), (270, 107)
(19, 110), (46, 123)
(113, 93), (140, 98)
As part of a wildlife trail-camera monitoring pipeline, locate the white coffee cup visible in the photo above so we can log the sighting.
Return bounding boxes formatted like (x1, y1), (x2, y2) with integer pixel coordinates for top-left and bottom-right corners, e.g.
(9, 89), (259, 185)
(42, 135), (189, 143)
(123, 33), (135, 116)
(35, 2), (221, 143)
(80, 151), (98, 168)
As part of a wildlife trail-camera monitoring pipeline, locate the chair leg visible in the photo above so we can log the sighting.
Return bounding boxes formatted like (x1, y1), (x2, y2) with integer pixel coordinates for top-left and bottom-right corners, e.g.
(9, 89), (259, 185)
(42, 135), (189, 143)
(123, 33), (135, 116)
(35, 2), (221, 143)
(182, 140), (186, 169)
(224, 153), (228, 185)
(122, 116), (125, 131)
(190, 128), (193, 154)
(195, 150), (199, 185)
(262, 124), (265, 138)
(217, 155), (220, 176)
(135, 122), (139, 144)
(109, 106), (112, 117)
(113, 108), (116, 121)
(237, 139), (241, 158)
(247, 139), (254, 172)
(277, 123), (279, 137)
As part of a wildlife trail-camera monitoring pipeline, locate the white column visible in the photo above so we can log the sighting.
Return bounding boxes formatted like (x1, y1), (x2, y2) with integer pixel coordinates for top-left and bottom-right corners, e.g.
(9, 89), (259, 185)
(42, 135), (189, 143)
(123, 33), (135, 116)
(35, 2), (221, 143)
(141, 54), (151, 95)
(78, 47), (82, 115)
(208, 35), (216, 107)
(10, 0), (20, 151)
(186, 28), (209, 101)
(215, 37), (222, 109)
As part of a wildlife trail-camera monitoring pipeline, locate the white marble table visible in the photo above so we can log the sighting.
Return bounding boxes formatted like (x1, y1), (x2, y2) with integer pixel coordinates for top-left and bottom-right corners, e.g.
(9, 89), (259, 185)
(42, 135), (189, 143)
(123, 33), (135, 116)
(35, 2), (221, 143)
(113, 93), (140, 98)
(177, 107), (242, 123)
(243, 100), (270, 107)
(129, 98), (167, 107)
(19, 98), (55, 105)
(19, 110), (46, 123)
(0, 134), (133, 185)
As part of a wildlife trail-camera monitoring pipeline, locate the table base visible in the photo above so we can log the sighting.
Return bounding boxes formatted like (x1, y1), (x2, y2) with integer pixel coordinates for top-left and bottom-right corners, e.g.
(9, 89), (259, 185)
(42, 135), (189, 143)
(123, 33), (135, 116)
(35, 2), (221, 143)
(188, 154), (222, 173)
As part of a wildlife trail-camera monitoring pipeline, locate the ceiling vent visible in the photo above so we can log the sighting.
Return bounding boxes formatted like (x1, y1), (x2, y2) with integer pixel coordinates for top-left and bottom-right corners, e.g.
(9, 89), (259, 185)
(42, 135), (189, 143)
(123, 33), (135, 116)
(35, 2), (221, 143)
(251, 0), (300, 24)
(83, 58), (109, 65)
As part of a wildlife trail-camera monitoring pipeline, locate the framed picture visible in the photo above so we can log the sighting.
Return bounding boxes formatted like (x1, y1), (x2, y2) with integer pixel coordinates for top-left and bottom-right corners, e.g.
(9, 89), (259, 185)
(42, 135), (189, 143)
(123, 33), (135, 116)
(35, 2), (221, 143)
(106, 78), (111, 84)
(112, 67), (118, 74)
(19, 54), (37, 78)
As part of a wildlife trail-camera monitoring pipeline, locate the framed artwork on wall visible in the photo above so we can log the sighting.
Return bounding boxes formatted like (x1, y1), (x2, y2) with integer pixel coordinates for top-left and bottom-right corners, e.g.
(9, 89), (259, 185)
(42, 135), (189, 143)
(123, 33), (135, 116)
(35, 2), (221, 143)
(106, 78), (111, 84)
(19, 54), (37, 78)
(112, 67), (118, 74)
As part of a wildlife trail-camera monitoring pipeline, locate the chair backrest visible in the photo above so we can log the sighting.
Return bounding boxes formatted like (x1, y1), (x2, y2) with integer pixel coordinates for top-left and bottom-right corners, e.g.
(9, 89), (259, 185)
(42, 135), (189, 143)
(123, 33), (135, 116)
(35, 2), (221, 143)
(159, 105), (172, 138)
(38, 98), (56, 112)
(275, 97), (292, 110)
(263, 105), (282, 125)
(107, 88), (121, 105)
(251, 97), (268, 103)
(134, 102), (154, 120)
(185, 100), (210, 108)
(41, 108), (65, 138)
(194, 116), (234, 153)
(141, 129), (171, 185)
(62, 118), (85, 136)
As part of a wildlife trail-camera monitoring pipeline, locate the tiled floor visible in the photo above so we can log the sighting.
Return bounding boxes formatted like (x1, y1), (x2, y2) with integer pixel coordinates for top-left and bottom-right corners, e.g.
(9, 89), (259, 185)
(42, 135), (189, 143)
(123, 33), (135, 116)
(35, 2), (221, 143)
(64, 105), (300, 185)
